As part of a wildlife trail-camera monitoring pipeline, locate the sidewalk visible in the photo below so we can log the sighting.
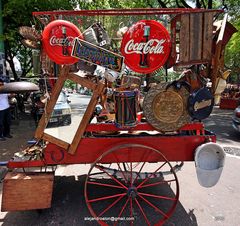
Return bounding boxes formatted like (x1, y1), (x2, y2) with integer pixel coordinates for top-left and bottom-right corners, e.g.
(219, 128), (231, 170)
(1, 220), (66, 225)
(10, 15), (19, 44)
(0, 112), (36, 162)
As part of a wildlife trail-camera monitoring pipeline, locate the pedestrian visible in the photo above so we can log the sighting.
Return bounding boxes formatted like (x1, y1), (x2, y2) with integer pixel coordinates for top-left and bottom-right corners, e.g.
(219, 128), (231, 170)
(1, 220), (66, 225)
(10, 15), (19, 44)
(0, 79), (13, 141)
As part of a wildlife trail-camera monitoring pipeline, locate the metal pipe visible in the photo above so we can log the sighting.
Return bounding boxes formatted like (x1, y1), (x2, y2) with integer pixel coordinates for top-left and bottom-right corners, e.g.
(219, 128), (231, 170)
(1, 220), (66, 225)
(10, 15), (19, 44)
(0, 161), (8, 166)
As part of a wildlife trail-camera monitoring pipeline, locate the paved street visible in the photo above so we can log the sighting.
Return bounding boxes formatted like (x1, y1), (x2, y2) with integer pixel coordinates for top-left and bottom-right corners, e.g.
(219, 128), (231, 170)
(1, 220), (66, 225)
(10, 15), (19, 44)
(0, 103), (240, 226)
(45, 93), (91, 143)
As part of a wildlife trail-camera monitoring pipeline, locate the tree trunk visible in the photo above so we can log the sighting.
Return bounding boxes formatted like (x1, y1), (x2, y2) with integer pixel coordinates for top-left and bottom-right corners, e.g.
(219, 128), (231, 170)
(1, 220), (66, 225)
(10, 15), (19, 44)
(5, 41), (19, 81)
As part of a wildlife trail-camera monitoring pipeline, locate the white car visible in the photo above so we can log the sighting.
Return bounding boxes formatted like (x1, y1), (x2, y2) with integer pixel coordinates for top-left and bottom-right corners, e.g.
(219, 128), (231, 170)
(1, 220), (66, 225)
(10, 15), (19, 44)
(232, 105), (240, 132)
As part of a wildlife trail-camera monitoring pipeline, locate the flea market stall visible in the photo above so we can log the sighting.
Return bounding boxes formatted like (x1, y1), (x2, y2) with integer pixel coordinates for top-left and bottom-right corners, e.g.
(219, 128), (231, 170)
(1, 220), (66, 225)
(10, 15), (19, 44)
(1, 8), (235, 225)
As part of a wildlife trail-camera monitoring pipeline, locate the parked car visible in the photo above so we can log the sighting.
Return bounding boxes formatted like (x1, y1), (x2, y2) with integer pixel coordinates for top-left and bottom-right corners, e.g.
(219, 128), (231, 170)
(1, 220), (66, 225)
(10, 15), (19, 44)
(31, 91), (71, 127)
(232, 105), (240, 132)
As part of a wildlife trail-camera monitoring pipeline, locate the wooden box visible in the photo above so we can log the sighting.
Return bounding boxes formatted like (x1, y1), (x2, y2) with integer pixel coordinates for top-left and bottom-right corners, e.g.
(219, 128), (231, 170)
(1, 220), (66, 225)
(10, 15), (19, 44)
(1, 172), (54, 211)
(220, 98), (239, 110)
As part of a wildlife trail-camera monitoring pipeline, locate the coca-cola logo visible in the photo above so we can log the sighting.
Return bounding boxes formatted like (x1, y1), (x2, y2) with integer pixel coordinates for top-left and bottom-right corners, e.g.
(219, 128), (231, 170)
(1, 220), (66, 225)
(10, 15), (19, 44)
(120, 20), (171, 74)
(50, 36), (75, 47)
(42, 20), (82, 65)
(124, 39), (166, 55)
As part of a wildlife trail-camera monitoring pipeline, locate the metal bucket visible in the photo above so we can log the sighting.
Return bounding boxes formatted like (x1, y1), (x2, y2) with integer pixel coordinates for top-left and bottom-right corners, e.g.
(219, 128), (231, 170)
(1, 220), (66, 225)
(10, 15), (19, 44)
(195, 142), (225, 187)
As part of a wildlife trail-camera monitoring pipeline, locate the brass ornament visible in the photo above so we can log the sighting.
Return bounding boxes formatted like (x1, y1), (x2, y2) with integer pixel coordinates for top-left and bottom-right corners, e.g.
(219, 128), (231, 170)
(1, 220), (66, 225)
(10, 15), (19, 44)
(143, 83), (190, 132)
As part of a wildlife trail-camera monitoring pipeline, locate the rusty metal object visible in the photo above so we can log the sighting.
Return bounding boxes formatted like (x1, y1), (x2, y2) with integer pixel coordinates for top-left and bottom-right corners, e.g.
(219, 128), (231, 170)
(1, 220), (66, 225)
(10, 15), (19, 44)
(19, 26), (42, 41)
(21, 39), (40, 49)
(120, 75), (141, 90)
(0, 82), (39, 93)
(143, 83), (190, 132)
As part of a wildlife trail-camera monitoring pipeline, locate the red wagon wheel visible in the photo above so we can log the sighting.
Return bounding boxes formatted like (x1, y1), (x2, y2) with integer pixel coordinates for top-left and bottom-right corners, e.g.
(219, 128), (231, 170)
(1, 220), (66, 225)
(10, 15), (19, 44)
(84, 144), (179, 225)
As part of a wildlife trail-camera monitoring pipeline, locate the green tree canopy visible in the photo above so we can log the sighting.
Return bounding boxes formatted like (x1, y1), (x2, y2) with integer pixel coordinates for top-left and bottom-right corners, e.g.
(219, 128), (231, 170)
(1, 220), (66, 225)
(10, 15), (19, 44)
(1, 0), (239, 81)
(2, 0), (79, 80)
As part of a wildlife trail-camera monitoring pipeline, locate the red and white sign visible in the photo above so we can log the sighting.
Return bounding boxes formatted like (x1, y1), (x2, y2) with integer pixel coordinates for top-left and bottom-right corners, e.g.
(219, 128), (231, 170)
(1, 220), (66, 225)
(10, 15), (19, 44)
(42, 20), (83, 65)
(120, 20), (171, 74)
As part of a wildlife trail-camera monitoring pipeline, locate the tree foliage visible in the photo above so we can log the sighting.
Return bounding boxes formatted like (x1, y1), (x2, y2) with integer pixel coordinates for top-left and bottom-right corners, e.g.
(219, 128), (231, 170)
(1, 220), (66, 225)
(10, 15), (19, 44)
(2, 0), (79, 80)
(1, 0), (239, 81)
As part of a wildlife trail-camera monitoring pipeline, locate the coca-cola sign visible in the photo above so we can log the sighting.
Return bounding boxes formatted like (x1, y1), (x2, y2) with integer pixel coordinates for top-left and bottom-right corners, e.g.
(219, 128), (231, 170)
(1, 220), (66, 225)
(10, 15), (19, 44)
(49, 36), (75, 47)
(120, 20), (171, 74)
(42, 20), (82, 65)
(124, 39), (166, 54)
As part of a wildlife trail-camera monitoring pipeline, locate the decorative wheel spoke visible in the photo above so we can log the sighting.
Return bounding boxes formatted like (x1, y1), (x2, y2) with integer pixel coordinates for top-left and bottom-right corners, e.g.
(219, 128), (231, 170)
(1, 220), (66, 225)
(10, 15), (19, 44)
(112, 152), (128, 184)
(134, 198), (151, 226)
(87, 193), (126, 203)
(95, 164), (128, 189)
(98, 195), (125, 217)
(137, 161), (168, 189)
(138, 192), (177, 201)
(138, 194), (168, 218)
(85, 144), (179, 225)
(138, 179), (176, 189)
(87, 181), (126, 189)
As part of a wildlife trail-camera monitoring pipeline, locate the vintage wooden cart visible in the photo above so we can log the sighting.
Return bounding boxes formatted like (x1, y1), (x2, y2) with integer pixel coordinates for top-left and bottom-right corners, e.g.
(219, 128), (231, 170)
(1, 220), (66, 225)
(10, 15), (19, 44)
(1, 8), (236, 225)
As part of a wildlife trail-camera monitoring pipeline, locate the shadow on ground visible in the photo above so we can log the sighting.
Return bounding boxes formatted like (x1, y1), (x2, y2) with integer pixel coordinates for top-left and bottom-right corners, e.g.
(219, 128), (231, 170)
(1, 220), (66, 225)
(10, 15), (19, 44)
(0, 113), (36, 162)
(0, 175), (198, 226)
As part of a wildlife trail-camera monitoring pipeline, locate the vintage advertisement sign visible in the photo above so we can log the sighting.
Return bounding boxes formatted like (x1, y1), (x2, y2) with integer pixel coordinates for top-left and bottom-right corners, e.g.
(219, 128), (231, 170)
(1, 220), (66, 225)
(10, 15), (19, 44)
(120, 20), (171, 74)
(42, 20), (82, 65)
(71, 38), (124, 73)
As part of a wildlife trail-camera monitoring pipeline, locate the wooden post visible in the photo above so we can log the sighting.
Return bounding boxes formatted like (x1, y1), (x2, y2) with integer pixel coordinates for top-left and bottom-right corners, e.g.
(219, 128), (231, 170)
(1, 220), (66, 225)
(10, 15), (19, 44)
(68, 81), (105, 155)
(211, 14), (228, 94)
(34, 65), (70, 139)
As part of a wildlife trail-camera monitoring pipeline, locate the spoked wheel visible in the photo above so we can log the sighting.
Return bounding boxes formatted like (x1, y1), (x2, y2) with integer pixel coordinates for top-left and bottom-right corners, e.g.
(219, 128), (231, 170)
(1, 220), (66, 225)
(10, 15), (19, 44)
(85, 144), (179, 226)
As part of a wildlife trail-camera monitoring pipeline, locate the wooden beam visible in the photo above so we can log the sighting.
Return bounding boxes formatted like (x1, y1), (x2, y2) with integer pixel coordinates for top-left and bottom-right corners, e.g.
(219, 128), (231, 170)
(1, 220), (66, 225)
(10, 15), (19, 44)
(202, 12), (214, 61)
(68, 73), (97, 91)
(42, 133), (70, 150)
(179, 14), (190, 63)
(68, 81), (105, 155)
(34, 66), (70, 139)
(211, 14), (228, 93)
(189, 13), (203, 61)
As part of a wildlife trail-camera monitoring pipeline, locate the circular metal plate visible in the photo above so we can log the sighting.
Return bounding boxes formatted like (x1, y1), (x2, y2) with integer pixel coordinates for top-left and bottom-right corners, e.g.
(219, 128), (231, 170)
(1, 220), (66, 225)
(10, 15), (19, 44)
(143, 83), (190, 132)
(42, 20), (82, 65)
(0, 82), (39, 94)
(152, 90), (183, 123)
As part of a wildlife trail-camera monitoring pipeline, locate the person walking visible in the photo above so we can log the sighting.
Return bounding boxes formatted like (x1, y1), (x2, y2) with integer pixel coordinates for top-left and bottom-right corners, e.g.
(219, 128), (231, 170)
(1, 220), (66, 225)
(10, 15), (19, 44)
(0, 79), (12, 141)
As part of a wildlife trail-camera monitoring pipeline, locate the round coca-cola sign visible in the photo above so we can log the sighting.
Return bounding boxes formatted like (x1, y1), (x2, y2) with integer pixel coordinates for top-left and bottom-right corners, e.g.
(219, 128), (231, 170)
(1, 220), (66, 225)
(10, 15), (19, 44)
(120, 20), (171, 74)
(42, 20), (82, 65)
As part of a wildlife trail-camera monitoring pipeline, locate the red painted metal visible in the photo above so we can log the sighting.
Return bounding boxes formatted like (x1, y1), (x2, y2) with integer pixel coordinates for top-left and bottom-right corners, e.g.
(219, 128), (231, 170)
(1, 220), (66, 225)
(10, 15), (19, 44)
(7, 160), (46, 169)
(42, 20), (82, 65)
(85, 122), (204, 132)
(7, 126), (215, 168)
(120, 20), (171, 74)
(33, 8), (223, 17)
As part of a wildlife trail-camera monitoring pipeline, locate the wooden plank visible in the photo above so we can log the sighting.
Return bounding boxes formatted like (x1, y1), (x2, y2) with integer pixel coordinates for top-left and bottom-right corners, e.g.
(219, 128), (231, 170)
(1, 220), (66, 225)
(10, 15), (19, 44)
(34, 66), (70, 139)
(168, 15), (180, 67)
(42, 133), (69, 150)
(202, 12), (214, 61)
(212, 14), (228, 93)
(68, 72), (97, 90)
(1, 172), (54, 211)
(68, 81), (105, 155)
(179, 14), (190, 62)
(190, 13), (203, 61)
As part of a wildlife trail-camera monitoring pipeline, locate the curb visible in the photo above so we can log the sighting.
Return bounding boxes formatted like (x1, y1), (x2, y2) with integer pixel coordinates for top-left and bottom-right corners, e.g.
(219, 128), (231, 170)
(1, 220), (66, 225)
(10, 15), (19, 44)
(0, 167), (8, 182)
